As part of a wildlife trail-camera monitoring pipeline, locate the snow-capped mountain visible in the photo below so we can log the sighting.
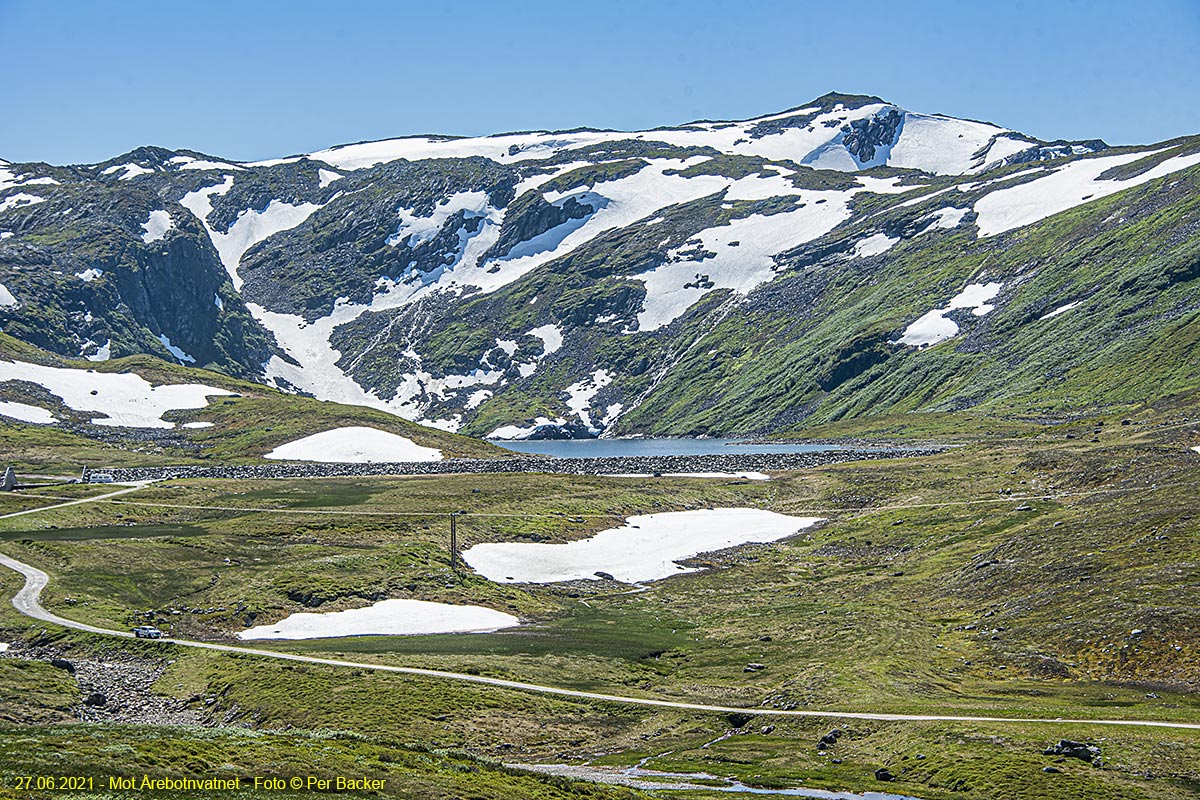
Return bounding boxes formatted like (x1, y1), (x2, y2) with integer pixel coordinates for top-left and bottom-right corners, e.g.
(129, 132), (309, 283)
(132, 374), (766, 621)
(2, 92), (1198, 438)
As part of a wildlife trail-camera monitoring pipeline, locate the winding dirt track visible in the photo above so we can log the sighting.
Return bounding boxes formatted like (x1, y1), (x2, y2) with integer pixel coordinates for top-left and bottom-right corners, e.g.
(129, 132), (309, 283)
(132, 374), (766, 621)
(3, 485), (1199, 731)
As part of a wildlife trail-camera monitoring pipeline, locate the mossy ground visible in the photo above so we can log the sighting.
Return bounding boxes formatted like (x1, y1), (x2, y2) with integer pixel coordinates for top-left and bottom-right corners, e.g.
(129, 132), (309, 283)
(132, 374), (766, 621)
(0, 401), (1198, 798)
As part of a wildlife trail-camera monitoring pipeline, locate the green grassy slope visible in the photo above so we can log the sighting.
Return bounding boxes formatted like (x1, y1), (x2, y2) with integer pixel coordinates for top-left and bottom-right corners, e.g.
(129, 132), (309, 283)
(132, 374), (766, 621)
(0, 334), (507, 470)
(620, 157), (1200, 435)
(1, 399), (1198, 798)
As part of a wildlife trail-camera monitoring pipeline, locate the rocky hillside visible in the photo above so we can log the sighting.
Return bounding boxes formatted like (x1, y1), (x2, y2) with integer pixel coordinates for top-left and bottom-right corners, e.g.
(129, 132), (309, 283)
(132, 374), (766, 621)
(2, 92), (1198, 438)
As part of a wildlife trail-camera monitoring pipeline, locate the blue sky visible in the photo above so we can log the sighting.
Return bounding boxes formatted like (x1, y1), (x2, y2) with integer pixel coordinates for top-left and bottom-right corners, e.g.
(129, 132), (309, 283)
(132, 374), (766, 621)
(2, 0), (1198, 164)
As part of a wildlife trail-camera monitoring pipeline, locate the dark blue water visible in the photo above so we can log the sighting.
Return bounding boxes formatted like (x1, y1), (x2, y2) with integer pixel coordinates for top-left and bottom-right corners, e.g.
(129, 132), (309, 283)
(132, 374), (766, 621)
(494, 437), (840, 458)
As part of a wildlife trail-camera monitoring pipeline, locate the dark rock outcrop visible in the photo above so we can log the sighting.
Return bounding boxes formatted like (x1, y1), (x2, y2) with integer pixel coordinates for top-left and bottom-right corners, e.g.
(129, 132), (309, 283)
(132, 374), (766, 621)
(1043, 740), (1102, 765)
(842, 109), (903, 162)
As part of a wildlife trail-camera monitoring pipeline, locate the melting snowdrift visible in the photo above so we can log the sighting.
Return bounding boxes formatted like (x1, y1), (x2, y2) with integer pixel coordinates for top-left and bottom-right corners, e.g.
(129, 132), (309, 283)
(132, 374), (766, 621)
(263, 426), (443, 463)
(0, 359), (232, 428)
(463, 508), (822, 584)
(237, 598), (519, 639)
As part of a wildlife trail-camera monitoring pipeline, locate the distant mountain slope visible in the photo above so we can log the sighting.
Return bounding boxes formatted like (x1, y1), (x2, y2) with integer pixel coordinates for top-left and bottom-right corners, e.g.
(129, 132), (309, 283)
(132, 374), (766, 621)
(0, 334), (504, 468)
(1, 93), (1197, 438)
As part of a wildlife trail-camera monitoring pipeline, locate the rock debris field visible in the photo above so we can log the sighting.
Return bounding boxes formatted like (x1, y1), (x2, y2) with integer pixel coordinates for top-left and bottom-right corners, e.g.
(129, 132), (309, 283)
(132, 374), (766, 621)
(104, 447), (942, 483)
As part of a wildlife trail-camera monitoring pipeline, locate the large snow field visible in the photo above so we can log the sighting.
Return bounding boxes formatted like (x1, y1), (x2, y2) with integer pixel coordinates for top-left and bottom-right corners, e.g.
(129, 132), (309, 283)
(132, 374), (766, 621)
(237, 598), (519, 640)
(303, 103), (1020, 177)
(635, 189), (856, 331)
(631, 173), (924, 332)
(973, 148), (1200, 237)
(248, 147), (927, 420)
(462, 508), (823, 584)
(264, 426), (443, 463)
(180, 176), (321, 291)
(888, 114), (1014, 174)
(0, 359), (232, 428)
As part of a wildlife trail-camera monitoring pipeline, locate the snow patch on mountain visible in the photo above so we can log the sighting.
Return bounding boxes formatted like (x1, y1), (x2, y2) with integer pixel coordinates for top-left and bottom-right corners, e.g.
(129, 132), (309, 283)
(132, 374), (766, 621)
(465, 389), (492, 409)
(487, 416), (569, 440)
(0, 193), (46, 214)
(852, 233), (898, 258)
(1040, 300), (1083, 320)
(563, 369), (612, 429)
(971, 133), (1040, 171)
(918, 206), (969, 234)
(75, 268), (103, 282)
(157, 334), (196, 364)
(890, 113), (1013, 175)
(260, 290), (537, 424)
(0, 400), (57, 424)
(0, 359), (232, 428)
(181, 176), (321, 290)
(179, 159), (245, 172)
(82, 340), (110, 361)
(974, 148), (1200, 237)
(216, 204), (320, 288)
(635, 188), (858, 331)
(102, 163), (153, 180)
(317, 168), (342, 188)
(898, 282), (1003, 347)
(257, 303), (390, 411)
(0, 284), (18, 308)
(309, 131), (627, 170)
(140, 209), (173, 243)
(527, 324), (563, 355)
(388, 191), (490, 247)
(179, 176), (234, 227)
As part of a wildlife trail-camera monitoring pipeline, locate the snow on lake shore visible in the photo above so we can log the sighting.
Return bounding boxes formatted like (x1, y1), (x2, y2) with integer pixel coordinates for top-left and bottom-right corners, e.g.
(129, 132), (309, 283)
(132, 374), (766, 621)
(463, 508), (822, 584)
(237, 598), (519, 639)
(264, 426), (443, 463)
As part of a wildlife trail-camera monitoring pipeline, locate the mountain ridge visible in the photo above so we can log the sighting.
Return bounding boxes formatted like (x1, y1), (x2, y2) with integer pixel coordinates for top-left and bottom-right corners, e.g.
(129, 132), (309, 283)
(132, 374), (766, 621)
(1, 93), (1198, 443)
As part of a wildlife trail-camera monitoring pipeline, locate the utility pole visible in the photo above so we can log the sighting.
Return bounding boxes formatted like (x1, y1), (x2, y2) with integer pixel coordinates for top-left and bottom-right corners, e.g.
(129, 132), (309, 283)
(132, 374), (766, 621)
(449, 511), (459, 570)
